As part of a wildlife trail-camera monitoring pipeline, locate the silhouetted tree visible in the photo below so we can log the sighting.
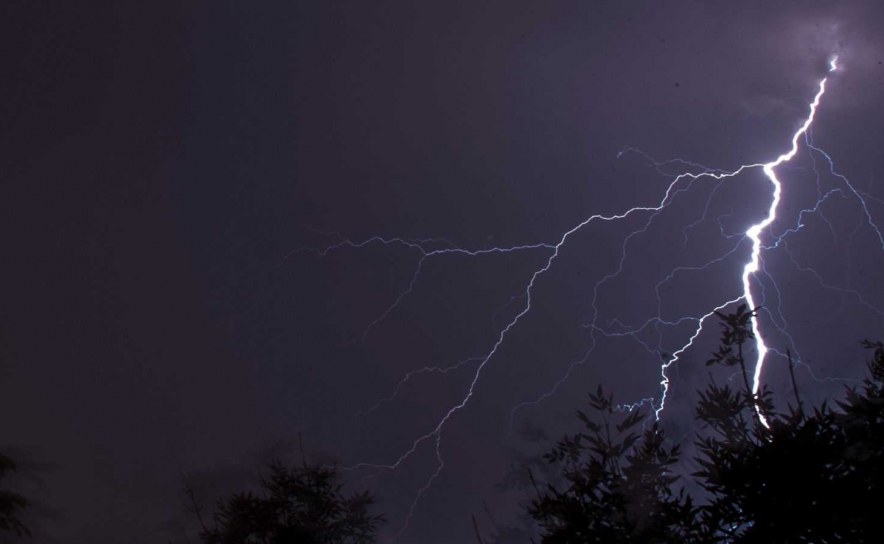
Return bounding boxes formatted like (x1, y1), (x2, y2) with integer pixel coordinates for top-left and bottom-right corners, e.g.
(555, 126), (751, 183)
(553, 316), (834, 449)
(0, 451), (29, 537)
(529, 305), (884, 543)
(694, 309), (884, 542)
(196, 459), (384, 544)
(529, 387), (702, 543)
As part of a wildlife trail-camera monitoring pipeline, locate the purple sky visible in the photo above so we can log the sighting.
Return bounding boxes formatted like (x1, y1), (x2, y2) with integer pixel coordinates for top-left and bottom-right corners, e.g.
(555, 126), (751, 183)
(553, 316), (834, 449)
(2, 2), (884, 542)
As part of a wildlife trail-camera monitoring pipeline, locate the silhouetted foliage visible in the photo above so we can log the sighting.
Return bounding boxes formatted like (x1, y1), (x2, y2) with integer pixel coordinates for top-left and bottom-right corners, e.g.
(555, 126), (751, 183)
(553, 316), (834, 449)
(197, 459), (384, 544)
(0, 451), (29, 537)
(693, 310), (884, 542)
(706, 304), (762, 411)
(530, 307), (884, 543)
(529, 387), (703, 543)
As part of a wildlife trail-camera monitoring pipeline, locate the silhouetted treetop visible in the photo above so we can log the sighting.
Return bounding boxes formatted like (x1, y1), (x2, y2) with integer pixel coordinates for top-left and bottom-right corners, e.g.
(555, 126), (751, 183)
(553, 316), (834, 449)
(197, 459), (384, 544)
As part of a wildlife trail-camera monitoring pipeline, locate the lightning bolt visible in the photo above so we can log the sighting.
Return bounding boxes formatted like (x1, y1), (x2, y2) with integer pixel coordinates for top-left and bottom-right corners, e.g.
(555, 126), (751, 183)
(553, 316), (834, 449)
(297, 54), (883, 540)
(740, 57), (833, 425)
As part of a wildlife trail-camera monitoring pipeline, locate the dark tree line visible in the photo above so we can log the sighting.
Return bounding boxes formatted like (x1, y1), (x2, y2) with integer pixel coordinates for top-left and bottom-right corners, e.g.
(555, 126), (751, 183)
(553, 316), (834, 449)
(193, 305), (884, 543)
(3, 306), (883, 543)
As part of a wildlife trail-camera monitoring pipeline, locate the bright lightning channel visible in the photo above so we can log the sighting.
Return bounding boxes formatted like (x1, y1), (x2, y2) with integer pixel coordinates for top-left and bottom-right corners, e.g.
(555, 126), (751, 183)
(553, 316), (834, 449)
(743, 58), (833, 425)
(302, 54), (882, 541)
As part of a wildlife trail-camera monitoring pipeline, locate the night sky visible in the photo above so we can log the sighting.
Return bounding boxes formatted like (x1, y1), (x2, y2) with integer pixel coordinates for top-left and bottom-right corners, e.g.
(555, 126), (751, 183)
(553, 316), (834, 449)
(3, 2), (884, 543)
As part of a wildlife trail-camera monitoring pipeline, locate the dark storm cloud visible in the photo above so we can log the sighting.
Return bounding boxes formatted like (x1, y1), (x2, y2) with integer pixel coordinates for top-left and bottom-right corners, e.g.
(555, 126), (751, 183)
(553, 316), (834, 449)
(2, 1), (884, 543)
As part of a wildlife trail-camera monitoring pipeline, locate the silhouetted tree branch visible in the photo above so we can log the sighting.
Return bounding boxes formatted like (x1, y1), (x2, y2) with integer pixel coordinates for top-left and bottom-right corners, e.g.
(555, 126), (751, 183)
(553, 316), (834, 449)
(0, 451), (29, 537)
